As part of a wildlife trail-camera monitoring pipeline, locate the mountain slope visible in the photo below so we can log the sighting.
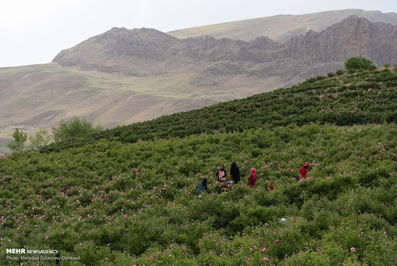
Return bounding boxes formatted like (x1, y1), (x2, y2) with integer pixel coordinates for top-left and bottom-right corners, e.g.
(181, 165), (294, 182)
(280, 15), (397, 65)
(42, 68), (397, 153)
(2, 15), (397, 153)
(54, 16), (397, 74)
(0, 64), (226, 153)
(54, 28), (180, 76)
(168, 9), (397, 42)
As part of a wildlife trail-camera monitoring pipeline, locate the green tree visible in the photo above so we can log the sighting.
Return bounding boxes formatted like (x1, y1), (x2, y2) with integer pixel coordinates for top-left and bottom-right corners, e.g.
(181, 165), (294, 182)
(7, 128), (27, 151)
(384, 63), (390, 68)
(52, 117), (103, 142)
(344, 57), (376, 73)
(29, 129), (51, 149)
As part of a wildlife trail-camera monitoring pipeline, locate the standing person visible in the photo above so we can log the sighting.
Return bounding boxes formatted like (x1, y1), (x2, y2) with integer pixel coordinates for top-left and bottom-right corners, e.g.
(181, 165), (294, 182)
(216, 165), (227, 182)
(247, 168), (257, 187)
(299, 162), (310, 179)
(196, 178), (209, 196)
(230, 162), (240, 184)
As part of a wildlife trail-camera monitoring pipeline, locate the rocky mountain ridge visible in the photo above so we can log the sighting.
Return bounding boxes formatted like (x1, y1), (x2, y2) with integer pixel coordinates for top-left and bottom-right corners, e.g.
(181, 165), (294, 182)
(1, 14), (397, 153)
(54, 16), (397, 81)
(168, 9), (397, 42)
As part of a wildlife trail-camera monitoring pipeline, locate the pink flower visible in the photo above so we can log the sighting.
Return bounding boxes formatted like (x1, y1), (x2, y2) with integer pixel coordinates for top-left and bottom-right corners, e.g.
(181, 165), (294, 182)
(264, 257), (269, 261)
(169, 254), (172, 257)
(383, 231), (387, 235)
(276, 239), (279, 243)
(79, 242), (82, 246)
(262, 248), (266, 252)
(250, 248), (253, 252)
(45, 236), (48, 240)
(350, 247), (356, 252)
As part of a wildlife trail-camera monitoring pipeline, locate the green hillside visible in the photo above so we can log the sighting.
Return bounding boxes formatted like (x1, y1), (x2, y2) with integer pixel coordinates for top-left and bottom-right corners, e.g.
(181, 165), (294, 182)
(1, 67), (396, 265)
(1, 124), (396, 265)
(43, 68), (397, 153)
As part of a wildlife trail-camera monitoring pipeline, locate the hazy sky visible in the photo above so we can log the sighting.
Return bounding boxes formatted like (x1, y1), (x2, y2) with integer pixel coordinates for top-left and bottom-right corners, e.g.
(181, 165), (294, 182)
(1, 0), (396, 67)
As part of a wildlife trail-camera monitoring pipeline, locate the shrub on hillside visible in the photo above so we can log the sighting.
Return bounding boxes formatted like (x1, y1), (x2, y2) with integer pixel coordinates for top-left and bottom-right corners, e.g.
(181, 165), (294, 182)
(336, 69), (345, 75)
(7, 128), (27, 152)
(327, 72), (335, 78)
(52, 117), (103, 142)
(344, 57), (376, 73)
(29, 129), (51, 150)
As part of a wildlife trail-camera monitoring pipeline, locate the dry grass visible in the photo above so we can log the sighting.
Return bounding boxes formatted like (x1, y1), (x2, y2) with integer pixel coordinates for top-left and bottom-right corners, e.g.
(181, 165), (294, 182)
(0, 63), (285, 153)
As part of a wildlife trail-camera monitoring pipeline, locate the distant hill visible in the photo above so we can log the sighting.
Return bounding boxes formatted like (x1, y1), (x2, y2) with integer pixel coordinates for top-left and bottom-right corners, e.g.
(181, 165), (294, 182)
(1, 14), (397, 152)
(168, 9), (397, 42)
(53, 16), (397, 81)
(279, 15), (397, 66)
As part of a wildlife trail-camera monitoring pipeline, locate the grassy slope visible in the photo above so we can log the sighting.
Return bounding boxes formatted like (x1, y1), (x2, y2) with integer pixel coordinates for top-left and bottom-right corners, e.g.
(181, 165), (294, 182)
(0, 62), (279, 153)
(43, 69), (397, 153)
(1, 68), (397, 264)
(0, 124), (396, 265)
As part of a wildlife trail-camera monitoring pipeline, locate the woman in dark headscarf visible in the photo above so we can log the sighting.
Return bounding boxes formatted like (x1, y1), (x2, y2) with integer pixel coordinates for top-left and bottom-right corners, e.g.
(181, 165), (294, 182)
(196, 178), (209, 196)
(230, 162), (240, 184)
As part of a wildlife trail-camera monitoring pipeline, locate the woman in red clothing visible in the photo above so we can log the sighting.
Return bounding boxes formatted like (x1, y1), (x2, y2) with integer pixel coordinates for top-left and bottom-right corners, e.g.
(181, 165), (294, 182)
(299, 162), (310, 179)
(248, 168), (257, 187)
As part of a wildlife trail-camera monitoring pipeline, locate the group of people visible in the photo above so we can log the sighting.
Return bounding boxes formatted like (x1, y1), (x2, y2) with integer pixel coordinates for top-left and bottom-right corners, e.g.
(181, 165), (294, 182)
(196, 162), (310, 196)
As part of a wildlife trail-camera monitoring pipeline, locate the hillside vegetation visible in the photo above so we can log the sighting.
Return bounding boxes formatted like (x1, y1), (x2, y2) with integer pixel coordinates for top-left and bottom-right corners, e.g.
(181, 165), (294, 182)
(1, 65), (397, 264)
(43, 68), (397, 153)
(1, 124), (396, 265)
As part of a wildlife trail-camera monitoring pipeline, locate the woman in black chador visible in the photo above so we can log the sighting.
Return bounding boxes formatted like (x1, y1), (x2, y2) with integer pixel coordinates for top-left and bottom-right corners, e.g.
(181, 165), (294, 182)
(230, 162), (240, 184)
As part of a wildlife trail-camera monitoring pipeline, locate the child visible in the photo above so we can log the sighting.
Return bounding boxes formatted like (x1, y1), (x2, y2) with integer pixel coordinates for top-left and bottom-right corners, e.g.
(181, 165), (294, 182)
(299, 162), (310, 179)
(247, 168), (257, 187)
(216, 165), (227, 182)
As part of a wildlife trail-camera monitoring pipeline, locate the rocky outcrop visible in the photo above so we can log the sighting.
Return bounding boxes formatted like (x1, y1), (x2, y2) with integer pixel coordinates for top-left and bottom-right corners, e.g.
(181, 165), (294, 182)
(280, 16), (397, 65)
(53, 16), (397, 78)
